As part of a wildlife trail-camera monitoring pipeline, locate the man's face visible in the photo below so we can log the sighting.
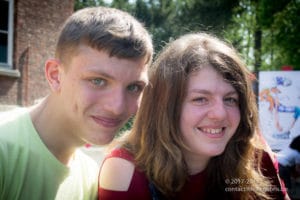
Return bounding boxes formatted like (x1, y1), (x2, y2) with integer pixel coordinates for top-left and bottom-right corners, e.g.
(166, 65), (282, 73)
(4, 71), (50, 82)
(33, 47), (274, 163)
(58, 45), (148, 145)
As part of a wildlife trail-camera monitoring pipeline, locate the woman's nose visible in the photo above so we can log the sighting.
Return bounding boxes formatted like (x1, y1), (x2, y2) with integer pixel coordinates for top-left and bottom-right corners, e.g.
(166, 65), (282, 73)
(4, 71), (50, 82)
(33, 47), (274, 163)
(207, 100), (227, 120)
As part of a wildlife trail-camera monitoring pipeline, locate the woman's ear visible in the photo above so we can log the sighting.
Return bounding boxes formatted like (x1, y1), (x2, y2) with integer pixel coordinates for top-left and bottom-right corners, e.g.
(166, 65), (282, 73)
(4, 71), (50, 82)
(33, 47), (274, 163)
(45, 59), (62, 92)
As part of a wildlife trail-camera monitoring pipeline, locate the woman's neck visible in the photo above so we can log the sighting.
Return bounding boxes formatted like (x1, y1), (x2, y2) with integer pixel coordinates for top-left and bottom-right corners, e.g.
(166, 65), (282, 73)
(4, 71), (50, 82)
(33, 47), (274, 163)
(183, 150), (210, 175)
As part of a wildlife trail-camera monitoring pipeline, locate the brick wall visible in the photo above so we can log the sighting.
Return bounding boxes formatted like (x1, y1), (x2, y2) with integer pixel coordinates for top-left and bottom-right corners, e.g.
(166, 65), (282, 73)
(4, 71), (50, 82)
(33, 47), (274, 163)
(0, 0), (74, 106)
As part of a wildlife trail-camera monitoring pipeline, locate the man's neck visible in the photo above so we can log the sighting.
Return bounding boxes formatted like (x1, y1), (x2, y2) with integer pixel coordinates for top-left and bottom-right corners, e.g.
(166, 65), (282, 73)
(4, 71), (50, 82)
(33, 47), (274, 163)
(30, 96), (78, 165)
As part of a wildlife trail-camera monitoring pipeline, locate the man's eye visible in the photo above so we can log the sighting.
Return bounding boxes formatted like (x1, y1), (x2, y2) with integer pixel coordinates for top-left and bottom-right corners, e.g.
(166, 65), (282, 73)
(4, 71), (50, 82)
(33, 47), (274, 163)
(91, 78), (105, 86)
(127, 84), (142, 93)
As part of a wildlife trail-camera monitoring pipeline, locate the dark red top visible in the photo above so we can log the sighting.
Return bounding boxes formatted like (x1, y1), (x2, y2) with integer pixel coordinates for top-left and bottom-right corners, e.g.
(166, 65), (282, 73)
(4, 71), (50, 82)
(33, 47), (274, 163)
(98, 148), (152, 200)
(98, 148), (287, 200)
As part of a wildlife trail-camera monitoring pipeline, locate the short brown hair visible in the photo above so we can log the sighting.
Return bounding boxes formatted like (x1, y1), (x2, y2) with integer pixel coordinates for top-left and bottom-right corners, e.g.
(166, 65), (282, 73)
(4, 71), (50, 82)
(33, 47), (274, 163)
(55, 6), (153, 66)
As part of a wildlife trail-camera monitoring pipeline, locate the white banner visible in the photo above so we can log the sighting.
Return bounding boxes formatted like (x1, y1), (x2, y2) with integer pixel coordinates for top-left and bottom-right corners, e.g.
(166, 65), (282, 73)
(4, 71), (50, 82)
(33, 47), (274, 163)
(258, 71), (300, 151)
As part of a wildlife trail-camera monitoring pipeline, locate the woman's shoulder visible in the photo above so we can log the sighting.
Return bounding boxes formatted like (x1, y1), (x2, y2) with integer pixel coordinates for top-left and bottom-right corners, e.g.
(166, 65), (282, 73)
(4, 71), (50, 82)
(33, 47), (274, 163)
(99, 148), (135, 191)
(106, 147), (135, 161)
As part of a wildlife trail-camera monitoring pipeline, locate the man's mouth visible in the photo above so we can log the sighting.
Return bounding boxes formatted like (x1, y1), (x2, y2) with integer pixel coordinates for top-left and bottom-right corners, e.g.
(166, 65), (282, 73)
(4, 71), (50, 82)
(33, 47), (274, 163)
(91, 116), (122, 128)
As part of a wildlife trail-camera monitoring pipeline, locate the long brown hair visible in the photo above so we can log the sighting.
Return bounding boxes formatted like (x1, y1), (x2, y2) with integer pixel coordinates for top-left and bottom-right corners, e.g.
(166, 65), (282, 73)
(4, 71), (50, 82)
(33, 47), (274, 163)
(122, 33), (271, 199)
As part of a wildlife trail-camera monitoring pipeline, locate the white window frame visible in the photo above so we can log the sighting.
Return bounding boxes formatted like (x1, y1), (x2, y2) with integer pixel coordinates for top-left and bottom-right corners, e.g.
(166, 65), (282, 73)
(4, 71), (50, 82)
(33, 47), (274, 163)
(0, 0), (19, 77)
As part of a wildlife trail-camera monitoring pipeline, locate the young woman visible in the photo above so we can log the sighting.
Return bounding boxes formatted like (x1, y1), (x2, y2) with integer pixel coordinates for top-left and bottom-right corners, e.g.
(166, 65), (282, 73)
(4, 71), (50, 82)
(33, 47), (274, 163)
(98, 33), (288, 200)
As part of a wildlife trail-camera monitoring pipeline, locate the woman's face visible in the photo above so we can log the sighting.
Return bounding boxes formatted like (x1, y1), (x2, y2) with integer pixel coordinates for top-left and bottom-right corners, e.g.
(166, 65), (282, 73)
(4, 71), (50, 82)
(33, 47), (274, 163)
(180, 65), (241, 171)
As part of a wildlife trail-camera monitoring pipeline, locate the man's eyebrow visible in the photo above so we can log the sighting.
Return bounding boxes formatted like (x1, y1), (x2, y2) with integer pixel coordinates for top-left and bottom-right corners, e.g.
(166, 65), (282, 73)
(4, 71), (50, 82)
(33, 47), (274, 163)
(131, 80), (148, 86)
(84, 68), (149, 85)
(84, 67), (114, 79)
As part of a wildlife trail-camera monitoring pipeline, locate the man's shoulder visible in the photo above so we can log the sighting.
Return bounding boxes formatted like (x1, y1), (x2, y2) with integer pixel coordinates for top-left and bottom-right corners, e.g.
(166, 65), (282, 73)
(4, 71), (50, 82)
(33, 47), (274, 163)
(0, 107), (28, 125)
(0, 108), (32, 144)
(0, 108), (29, 130)
(75, 149), (99, 171)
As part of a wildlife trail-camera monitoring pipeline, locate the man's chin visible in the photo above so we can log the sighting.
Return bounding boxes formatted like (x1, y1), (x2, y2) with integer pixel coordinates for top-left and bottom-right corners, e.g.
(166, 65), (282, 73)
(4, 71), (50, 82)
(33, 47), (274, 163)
(89, 134), (116, 146)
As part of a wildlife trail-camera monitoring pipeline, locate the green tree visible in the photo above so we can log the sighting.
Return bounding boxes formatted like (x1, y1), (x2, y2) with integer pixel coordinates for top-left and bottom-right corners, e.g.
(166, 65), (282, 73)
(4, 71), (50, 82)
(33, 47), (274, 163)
(75, 0), (107, 10)
(134, 0), (182, 52)
(270, 1), (300, 70)
(180, 0), (239, 36)
(110, 0), (133, 12)
(225, 0), (300, 71)
(75, 0), (300, 70)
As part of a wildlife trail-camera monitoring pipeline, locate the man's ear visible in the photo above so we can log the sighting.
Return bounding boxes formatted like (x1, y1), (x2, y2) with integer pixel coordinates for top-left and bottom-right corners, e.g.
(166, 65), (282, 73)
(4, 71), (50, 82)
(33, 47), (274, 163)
(45, 59), (62, 92)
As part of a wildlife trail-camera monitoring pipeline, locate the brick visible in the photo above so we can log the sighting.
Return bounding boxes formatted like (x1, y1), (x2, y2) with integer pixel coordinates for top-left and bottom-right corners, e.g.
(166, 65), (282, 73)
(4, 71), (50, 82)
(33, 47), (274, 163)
(0, 0), (74, 106)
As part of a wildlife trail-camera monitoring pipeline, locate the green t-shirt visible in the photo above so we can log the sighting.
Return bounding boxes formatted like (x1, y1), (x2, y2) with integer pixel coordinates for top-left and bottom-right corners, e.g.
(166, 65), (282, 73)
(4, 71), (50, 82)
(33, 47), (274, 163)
(0, 110), (98, 200)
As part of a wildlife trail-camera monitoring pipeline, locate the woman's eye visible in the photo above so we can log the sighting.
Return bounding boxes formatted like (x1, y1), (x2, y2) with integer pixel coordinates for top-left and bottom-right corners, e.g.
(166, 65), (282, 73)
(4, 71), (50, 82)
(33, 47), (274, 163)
(91, 78), (105, 87)
(193, 97), (207, 103)
(224, 97), (239, 106)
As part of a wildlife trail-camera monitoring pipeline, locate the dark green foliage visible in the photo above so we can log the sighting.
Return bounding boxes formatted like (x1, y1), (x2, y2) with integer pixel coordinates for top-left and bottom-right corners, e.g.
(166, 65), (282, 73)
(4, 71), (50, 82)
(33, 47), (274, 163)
(75, 0), (107, 10)
(74, 0), (299, 70)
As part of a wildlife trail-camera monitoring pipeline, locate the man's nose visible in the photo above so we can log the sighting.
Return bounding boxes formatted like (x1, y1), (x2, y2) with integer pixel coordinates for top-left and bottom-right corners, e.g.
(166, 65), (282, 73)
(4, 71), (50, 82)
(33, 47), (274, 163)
(103, 89), (126, 116)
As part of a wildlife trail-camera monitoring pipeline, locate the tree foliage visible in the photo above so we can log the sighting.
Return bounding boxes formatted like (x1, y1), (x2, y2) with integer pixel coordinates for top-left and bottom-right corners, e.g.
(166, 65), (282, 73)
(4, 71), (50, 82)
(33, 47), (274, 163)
(270, 1), (300, 69)
(74, 0), (300, 70)
(75, 0), (107, 10)
(180, 0), (239, 35)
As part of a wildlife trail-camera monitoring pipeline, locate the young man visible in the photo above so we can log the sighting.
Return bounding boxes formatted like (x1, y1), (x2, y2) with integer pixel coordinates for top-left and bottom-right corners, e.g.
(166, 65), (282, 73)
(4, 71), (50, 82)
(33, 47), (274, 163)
(0, 6), (153, 200)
